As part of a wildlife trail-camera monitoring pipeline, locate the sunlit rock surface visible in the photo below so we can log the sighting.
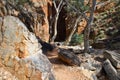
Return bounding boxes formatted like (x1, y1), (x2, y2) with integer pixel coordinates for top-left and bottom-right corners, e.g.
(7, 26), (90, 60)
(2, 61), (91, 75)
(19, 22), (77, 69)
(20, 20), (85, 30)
(0, 16), (55, 80)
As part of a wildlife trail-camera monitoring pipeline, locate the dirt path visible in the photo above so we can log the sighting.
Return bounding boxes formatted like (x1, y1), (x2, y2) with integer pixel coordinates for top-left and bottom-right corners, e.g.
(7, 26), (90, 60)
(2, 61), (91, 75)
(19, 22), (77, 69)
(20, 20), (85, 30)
(54, 65), (90, 80)
(48, 54), (92, 80)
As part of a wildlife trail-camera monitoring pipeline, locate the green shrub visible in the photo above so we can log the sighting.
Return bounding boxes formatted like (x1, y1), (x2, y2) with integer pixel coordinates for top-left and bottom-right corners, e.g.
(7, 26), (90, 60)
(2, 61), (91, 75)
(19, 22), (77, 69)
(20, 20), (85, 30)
(70, 33), (84, 45)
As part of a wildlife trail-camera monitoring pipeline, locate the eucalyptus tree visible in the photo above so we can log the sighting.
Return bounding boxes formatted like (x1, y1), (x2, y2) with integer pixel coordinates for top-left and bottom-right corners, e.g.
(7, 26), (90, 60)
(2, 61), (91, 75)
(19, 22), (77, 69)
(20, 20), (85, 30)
(64, 0), (89, 45)
(64, 0), (96, 53)
(84, 0), (96, 53)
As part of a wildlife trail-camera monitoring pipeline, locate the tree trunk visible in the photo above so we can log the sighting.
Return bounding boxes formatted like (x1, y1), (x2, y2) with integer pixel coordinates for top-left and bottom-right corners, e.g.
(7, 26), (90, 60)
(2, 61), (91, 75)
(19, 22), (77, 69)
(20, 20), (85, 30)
(51, 14), (59, 42)
(64, 16), (81, 45)
(84, 0), (96, 53)
(50, 0), (64, 43)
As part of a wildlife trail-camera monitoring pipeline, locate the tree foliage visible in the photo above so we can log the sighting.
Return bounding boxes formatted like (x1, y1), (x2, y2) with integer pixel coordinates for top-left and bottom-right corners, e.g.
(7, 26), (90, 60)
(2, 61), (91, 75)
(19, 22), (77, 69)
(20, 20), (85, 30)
(66, 0), (89, 12)
(64, 0), (90, 45)
(93, 0), (120, 41)
(8, 0), (30, 5)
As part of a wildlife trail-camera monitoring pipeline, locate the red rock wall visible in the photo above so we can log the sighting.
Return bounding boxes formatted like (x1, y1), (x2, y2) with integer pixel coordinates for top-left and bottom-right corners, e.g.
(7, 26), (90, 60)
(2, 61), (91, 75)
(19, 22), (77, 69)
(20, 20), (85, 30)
(31, 0), (116, 42)
(31, 0), (52, 42)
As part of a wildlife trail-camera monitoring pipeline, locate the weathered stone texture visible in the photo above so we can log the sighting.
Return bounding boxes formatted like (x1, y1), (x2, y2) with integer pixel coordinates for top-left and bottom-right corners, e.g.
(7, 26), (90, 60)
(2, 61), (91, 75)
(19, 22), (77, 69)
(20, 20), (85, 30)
(0, 16), (54, 80)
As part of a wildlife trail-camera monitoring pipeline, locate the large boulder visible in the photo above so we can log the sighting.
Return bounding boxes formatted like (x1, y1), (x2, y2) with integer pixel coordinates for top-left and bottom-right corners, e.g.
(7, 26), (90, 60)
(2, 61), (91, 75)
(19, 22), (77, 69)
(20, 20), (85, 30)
(0, 16), (55, 80)
(0, 0), (50, 42)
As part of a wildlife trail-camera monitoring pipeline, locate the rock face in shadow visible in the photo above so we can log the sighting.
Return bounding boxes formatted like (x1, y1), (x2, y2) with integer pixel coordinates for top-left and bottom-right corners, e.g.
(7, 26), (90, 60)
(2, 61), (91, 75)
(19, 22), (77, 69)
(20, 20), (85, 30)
(0, 16), (55, 80)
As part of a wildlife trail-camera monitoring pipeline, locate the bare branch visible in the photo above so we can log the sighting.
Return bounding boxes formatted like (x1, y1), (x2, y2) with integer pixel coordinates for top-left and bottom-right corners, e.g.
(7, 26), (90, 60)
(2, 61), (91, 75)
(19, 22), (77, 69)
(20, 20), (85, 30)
(65, 15), (82, 45)
(65, 0), (89, 21)
(53, 1), (57, 10)
(53, 0), (64, 13)
(58, 2), (65, 13)
(57, 0), (63, 12)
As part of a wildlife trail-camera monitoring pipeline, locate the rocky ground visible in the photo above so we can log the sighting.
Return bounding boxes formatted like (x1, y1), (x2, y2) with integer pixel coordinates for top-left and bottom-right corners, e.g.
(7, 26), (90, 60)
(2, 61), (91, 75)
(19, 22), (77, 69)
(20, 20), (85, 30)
(48, 54), (91, 80)
(0, 68), (18, 80)
(0, 47), (112, 80)
(46, 45), (109, 80)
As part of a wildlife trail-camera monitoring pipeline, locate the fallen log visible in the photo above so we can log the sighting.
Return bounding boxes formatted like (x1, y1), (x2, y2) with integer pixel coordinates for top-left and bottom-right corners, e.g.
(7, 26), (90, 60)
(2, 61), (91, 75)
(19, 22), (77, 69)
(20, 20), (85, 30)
(104, 50), (120, 69)
(103, 59), (120, 80)
(58, 48), (81, 66)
